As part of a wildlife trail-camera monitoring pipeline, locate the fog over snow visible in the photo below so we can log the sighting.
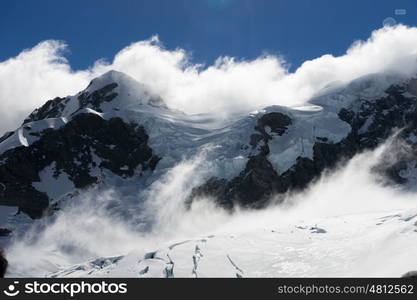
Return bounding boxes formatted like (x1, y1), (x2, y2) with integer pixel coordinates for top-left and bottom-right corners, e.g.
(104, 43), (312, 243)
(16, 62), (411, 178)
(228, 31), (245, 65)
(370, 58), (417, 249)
(6, 133), (417, 277)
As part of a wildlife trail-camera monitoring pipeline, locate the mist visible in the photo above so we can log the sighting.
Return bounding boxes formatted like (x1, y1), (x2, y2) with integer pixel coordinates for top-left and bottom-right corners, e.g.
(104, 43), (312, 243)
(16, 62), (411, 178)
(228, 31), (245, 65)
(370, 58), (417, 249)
(5, 134), (417, 277)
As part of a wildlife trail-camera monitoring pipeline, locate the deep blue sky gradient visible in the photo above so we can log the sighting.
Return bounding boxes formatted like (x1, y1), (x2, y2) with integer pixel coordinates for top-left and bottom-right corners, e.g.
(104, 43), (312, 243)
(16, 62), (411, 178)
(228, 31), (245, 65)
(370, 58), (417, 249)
(1, 0), (417, 71)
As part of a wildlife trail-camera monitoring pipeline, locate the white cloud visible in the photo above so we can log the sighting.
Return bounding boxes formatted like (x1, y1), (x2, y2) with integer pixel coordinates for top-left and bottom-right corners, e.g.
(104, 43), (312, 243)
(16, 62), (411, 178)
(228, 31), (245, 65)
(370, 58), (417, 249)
(0, 41), (91, 134)
(99, 25), (417, 116)
(2, 24), (417, 134)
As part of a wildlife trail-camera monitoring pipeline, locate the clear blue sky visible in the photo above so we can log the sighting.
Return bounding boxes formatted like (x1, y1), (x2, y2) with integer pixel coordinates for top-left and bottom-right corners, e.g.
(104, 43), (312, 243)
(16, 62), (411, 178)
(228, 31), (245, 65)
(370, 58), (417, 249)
(1, 0), (416, 71)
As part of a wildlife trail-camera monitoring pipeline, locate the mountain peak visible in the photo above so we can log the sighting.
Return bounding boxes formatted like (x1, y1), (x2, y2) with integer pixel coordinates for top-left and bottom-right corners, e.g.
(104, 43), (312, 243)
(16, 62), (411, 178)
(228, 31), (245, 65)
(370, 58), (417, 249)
(86, 70), (137, 92)
(84, 70), (167, 109)
(23, 70), (167, 124)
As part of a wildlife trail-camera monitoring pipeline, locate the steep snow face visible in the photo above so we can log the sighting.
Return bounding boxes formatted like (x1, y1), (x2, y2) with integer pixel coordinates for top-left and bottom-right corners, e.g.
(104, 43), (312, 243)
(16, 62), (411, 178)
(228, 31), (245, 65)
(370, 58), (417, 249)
(66, 70), (167, 116)
(263, 105), (350, 175)
(0, 71), (164, 156)
(309, 73), (408, 112)
(0, 118), (68, 156)
(32, 71), (160, 118)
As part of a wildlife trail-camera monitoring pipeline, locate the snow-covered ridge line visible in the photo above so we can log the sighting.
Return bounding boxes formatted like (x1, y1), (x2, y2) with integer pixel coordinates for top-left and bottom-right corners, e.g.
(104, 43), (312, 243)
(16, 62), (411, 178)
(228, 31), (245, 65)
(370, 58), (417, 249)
(1, 70), (417, 219)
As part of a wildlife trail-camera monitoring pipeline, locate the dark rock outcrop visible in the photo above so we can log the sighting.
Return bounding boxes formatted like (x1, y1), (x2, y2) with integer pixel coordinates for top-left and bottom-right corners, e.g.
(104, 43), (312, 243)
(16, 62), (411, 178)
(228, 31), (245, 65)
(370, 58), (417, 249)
(189, 83), (417, 209)
(77, 83), (118, 112)
(189, 155), (283, 209)
(24, 81), (120, 124)
(24, 96), (69, 124)
(189, 112), (293, 209)
(0, 228), (11, 237)
(0, 72), (167, 219)
(0, 249), (7, 278)
(250, 112), (292, 155)
(0, 113), (160, 219)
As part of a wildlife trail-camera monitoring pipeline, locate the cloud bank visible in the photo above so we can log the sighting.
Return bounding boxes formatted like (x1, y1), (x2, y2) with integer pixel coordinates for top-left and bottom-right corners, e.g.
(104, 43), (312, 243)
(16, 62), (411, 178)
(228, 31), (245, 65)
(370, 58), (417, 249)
(0, 41), (91, 134)
(2, 25), (417, 134)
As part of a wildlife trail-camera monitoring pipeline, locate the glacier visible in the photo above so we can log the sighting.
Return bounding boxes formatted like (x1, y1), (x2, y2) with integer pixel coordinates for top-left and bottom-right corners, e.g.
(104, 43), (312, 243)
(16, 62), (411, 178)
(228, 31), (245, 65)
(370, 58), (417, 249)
(1, 70), (417, 277)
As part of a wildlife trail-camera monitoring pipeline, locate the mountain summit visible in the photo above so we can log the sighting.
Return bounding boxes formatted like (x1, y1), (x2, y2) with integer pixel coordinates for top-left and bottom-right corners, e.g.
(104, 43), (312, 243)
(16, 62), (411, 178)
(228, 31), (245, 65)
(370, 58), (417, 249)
(1, 70), (417, 219)
(23, 70), (167, 125)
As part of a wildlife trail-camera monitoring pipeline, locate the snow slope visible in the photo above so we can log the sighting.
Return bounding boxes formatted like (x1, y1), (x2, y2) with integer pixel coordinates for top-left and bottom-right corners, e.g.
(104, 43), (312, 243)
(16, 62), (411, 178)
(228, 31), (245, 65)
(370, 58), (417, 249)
(2, 70), (417, 277)
(45, 208), (417, 278)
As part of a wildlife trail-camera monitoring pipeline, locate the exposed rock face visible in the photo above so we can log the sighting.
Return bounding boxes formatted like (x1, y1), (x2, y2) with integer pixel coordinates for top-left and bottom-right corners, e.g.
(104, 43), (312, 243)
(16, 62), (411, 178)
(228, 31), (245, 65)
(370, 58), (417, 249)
(189, 82), (417, 209)
(78, 83), (118, 112)
(0, 228), (11, 237)
(24, 96), (69, 124)
(0, 249), (7, 278)
(250, 112), (292, 155)
(0, 114), (159, 218)
(189, 112), (292, 209)
(23, 83), (120, 125)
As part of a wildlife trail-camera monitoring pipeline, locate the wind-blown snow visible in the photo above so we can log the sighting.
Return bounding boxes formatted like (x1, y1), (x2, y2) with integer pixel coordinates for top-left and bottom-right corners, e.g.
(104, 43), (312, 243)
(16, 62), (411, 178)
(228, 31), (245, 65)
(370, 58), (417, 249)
(309, 73), (407, 112)
(32, 162), (75, 201)
(5, 140), (417, 278)
(0, 68), (409, 207)
(45, 208), (417, 278)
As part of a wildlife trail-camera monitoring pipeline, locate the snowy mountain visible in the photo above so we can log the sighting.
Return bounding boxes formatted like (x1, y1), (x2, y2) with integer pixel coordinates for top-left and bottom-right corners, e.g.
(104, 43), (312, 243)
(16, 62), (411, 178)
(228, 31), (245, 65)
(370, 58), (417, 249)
(2, 70), (417, 277)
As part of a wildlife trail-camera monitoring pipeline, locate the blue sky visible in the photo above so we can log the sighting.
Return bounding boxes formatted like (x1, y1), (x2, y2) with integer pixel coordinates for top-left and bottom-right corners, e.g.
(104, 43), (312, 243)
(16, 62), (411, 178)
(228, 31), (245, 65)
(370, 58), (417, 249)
(1, 0), (417, 71)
